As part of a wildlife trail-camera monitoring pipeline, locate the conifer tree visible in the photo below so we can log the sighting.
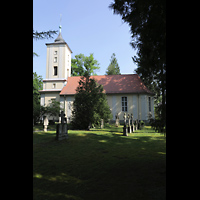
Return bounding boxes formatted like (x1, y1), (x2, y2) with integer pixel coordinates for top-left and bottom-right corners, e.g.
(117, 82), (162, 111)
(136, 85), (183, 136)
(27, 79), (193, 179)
(71, 73), (112, 130)
(105, 53), (121, 75)
(110, 0), (166, 132)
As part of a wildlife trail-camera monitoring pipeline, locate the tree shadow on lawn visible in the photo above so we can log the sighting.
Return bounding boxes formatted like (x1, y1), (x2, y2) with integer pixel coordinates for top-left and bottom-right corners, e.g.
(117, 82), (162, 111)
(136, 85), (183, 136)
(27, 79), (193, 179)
(33, 129), (166, 200)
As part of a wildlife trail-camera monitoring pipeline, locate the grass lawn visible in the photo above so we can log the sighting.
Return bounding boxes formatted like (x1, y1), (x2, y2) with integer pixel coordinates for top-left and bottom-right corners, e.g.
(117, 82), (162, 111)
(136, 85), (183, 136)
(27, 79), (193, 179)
(33, 125), (166, 200)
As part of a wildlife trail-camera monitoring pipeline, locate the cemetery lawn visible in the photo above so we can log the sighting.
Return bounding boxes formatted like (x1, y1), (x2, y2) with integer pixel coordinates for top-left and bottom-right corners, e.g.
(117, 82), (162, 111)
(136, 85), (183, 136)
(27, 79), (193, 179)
(33, 125), (166, 200)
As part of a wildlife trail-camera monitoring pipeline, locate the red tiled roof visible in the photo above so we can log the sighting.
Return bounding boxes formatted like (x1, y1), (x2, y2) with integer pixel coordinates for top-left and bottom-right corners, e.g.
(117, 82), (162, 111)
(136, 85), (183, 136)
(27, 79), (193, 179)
(60, 74), (154, 95)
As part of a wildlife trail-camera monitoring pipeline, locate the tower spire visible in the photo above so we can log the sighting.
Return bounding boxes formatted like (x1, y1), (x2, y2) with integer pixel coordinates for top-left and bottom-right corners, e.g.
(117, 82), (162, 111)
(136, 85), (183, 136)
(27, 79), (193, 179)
(59, 14), (62, 33)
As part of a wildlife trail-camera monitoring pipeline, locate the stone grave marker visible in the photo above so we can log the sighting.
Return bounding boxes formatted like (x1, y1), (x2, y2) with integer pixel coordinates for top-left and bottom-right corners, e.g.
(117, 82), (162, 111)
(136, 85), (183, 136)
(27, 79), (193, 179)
(43, 116), (48, 132)
(127, 114), (132, 133)
(123, 112), (128, 136)
(100, 119), (104, 129)
(56, 111), (68, 140)
(115, 113), (119, 127)
(131, 113), (134, 132)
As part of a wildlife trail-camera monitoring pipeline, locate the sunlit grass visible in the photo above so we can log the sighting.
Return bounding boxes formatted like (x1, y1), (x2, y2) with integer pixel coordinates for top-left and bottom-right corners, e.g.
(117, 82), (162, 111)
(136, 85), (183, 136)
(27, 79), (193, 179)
(33, 125), (166, 200)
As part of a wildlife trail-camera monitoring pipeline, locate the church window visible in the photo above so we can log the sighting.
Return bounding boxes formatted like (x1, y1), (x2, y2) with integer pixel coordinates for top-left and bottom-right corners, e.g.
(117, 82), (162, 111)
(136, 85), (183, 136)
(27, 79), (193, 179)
(122, 97), (127, 112)
(53, 83), (56, 88)
(54, 66), (58, 76)
(54, 51), (57, 55)
(54, 57), (57, 63)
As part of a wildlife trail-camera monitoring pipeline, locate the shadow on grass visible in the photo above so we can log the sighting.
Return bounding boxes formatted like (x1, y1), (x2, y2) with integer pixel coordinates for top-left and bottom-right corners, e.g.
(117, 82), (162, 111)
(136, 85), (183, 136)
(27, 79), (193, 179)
(33, 128), (166, 200)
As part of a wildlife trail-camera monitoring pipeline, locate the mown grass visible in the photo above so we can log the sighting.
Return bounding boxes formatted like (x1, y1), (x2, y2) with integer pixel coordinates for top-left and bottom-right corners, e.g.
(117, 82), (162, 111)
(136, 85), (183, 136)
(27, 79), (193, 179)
(33, 125), (166, 200)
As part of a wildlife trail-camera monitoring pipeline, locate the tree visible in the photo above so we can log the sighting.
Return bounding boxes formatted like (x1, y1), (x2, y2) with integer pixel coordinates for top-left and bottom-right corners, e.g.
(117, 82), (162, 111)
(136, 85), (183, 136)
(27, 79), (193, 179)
(109, 0), (166, 132)
(71, 74), (112, 130)
(45, 99), (61, 121)
(33, 30), (57, 57)
(33, 30), (58, 40)
(38, 100), (62, 124)
(33, 72), (43, 124)
(105, 53), (121, 75)
(71, 53), (100, 76)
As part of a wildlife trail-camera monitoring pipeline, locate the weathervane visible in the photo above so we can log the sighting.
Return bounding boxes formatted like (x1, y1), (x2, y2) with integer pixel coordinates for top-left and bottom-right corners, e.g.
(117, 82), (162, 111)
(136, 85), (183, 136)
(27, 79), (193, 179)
(59, 14), (62, 33)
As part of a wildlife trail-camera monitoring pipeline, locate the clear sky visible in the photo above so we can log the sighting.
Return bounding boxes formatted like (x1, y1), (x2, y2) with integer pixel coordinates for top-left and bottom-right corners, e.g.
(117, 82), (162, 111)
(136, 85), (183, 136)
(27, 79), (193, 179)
(33, 0), (138, 79)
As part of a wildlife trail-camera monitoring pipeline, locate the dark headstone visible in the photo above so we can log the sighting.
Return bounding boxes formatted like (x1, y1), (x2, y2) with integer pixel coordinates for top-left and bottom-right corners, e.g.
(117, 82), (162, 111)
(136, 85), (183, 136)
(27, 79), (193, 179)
(123, 125), (128, 136)
(56, 111), (68, 140)
(131, 113), (134, 132)
(123, 113), (128, 136)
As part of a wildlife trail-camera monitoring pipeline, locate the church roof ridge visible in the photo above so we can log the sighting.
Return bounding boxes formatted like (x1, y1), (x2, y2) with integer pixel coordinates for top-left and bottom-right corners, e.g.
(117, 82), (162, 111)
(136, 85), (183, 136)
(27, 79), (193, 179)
(60, 74), (154, 95)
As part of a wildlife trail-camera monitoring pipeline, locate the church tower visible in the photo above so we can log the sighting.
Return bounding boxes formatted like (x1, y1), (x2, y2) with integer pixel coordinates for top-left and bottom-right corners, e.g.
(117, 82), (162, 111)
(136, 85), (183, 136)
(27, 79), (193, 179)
(46, 26), (72, 80)
(39, 25), (72, 109)
(43, 25), (72, 90)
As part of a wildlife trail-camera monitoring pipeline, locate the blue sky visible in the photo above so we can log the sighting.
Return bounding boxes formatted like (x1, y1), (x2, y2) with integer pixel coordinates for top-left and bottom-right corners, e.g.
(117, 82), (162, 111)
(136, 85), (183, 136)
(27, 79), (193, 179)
(33, 0), (138, 79)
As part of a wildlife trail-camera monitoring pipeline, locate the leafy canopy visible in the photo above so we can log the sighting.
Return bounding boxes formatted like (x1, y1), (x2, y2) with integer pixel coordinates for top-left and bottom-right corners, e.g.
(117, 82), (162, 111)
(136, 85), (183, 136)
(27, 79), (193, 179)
(33, 72), (43, 123)
(71, 53), (100, 76)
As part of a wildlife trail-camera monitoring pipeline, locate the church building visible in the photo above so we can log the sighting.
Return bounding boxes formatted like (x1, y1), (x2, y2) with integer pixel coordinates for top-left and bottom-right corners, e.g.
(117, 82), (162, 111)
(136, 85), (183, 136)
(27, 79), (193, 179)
(39, 27), (154, 123)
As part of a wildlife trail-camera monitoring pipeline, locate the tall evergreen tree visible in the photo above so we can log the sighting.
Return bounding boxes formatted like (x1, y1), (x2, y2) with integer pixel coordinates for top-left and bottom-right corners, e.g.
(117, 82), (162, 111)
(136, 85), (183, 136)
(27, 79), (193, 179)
(109, 0), (166, 131)
(71, 73), (112, 130)
(105, 53), (121, 75)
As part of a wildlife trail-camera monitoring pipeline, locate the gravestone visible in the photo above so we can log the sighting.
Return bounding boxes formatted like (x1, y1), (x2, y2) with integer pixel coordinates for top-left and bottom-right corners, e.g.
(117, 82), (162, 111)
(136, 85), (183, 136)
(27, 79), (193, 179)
(43, 116), (49, 132)
(61, 111), (65, 124)
(123, 112), (126, 125)
(88, 122), (92, 130)
(135, 119), (138, 131)
(138, 120), (141, 130)
(131, 113), (135, 132)
(100, 119), (104, 129)
(127, 114), (132, 133)
(56, 111), (68, 140)
(123, 112), (128, 136)
(115, 113), (119, 127)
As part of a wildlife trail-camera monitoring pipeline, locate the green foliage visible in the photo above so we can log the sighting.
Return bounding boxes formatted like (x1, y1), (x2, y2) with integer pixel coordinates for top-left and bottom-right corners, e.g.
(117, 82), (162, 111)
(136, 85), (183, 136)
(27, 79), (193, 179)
(33, 72), (43, 124)
(33, 72), (61, 123)
(71, 53), (100, 76)
(109, 0), (166, 126)
(33, 30), (58, 40)
(71, 74), (112, 130)
(105, 53), (121, 75)
(45, 99), (61, 118)
(148, 109), (166, 135)
(33, 29), (58, 57)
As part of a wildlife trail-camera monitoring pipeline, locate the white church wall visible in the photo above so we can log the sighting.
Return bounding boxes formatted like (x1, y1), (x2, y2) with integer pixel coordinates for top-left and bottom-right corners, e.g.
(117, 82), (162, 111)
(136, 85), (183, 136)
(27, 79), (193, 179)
(61, 93), (154, 123)
(46, 46), (54, 79)
(44, 92), (60, 106)
(40, 93), (45, 106)
(111, 95), (117, 120)
(151, 96), (155, 118)
(140, 94), (148, 121)
(65, 95), (74, 122)
(64, 46), (71, 79)
(44, 81), (64, 90)
(132, 95), (138, 120)
(58, 45), (63, 79)
(106, 94), (146, 121)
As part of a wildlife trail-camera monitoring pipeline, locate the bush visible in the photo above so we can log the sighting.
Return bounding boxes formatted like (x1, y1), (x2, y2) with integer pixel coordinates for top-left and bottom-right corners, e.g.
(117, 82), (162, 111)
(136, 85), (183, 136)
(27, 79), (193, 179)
(149, 118), (166, 134)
